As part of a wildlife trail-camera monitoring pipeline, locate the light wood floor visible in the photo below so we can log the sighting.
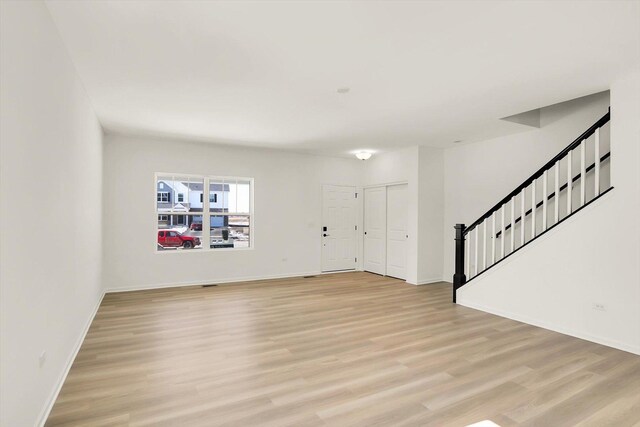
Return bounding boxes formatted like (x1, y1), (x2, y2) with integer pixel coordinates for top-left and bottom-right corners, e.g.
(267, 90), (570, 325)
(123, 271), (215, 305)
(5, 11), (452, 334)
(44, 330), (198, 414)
(47, 272), (640, 426)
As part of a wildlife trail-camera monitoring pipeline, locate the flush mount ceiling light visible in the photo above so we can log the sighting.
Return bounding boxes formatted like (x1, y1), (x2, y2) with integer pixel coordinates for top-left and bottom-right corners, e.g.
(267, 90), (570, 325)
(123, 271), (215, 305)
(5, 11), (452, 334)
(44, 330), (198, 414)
(355, 151), (372, 160)
(337, 87), (350, 94)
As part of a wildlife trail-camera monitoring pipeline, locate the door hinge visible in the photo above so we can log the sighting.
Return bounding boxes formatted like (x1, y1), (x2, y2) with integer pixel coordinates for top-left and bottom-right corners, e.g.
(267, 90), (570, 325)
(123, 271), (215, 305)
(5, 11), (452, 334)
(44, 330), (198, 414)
(355, 225), (358, 231)
(355, 257), (357, 262)
(355, 192), (358, 198)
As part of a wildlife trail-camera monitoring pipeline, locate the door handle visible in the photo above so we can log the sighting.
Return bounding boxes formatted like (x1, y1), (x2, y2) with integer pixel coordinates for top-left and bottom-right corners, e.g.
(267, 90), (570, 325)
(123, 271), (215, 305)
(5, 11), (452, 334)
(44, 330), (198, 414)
(323, 233), (330, 237)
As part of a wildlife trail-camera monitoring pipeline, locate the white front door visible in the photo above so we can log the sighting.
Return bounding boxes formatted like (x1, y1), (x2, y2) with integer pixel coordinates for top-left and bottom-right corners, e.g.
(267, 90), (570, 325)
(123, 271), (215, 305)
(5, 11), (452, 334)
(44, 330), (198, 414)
(364, 186), (387, 275)
(386, 184), (408, 279)
(321, 185), (357, 272)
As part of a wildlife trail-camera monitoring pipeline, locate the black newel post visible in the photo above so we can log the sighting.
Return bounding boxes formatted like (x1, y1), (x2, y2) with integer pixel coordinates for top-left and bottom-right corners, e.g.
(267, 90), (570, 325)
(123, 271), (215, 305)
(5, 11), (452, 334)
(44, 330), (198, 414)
(453, 224), (466, 303)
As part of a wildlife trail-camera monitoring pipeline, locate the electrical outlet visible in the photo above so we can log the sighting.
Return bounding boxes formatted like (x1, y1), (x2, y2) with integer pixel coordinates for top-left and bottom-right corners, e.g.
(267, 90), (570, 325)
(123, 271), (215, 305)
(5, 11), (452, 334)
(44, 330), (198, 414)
(39, 351), (47, 367)
(593, 303), (606, 311)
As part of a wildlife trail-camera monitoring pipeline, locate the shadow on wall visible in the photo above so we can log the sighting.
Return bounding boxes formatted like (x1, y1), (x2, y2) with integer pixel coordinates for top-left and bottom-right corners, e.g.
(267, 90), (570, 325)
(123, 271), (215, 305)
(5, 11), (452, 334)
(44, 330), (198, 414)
(540, 91), (609, 127)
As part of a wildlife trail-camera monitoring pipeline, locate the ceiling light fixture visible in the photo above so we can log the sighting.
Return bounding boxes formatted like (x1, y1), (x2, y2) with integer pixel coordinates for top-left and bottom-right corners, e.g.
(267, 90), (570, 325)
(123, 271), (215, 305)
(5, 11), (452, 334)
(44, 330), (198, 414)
(355, 151), (372, 160)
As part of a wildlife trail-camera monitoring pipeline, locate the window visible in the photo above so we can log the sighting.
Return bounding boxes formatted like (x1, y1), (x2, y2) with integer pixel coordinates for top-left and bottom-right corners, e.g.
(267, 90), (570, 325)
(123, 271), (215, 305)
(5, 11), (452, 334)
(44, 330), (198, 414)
(156, 175), (204, 251)
(156, 174), (253, 251)
(198, 194), (217, 203)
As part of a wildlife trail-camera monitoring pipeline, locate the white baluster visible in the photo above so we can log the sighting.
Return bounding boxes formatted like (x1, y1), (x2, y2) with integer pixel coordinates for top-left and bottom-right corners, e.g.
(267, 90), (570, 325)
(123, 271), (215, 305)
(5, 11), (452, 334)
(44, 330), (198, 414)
(500, 205), (505, 258)
(567, 150), (572, 215)
(580, 139), (586, 206)
(542, 170), (548, 231)
(510, 196), (515, 253)
(520, 188), (526, 246)
(531, 179), (536, 239)
(595, 128), (600, 196)
(474, 227), (478, 276)
(465, 231), (470, 277)
(554, 160), (560, 223)
(483, 218), (487, 270)
(492, 211), (496, 264)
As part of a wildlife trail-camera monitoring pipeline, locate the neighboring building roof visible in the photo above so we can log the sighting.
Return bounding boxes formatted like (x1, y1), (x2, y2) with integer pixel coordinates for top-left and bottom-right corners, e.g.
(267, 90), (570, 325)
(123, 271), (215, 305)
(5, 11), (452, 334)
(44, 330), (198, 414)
(184, 182), (204, 191)
(188, 182), (229, 192)
(158, 180), (230, 194)
(209, 183), (230, 192)
(157, 202), (192, 212)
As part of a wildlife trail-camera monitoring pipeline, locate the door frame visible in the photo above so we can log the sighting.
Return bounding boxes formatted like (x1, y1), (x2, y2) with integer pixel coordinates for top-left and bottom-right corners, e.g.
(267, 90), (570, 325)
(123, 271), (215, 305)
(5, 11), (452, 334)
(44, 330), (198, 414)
(362, 181), (409, 278)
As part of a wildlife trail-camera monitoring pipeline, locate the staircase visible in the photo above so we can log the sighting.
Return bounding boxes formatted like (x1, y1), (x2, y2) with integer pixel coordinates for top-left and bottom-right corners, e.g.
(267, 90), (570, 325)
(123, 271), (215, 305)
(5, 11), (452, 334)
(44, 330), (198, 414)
(452, 109), (612, 303)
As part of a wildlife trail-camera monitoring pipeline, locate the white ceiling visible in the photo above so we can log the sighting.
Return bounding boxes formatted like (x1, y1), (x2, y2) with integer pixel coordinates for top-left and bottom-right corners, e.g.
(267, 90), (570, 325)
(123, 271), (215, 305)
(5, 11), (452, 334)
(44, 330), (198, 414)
(45, 0), (640, 156)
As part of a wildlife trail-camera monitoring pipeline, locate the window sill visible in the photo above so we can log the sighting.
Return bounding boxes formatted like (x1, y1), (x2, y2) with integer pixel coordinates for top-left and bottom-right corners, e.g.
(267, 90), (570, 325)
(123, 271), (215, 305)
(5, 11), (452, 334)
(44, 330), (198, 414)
(155, 246), (254, 254)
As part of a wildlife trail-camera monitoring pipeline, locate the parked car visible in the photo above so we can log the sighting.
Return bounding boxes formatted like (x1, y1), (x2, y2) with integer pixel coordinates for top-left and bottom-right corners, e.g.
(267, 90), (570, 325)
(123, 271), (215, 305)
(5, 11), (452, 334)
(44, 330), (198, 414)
(190, 222), (202, 231)
(158, 230), (200, 249)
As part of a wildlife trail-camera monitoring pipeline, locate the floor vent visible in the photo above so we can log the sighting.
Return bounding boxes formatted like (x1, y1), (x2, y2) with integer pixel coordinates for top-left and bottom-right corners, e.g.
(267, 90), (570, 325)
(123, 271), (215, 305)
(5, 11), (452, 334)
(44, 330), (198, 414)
(202, 284), (218, 288)
(303, 276), (316, 278)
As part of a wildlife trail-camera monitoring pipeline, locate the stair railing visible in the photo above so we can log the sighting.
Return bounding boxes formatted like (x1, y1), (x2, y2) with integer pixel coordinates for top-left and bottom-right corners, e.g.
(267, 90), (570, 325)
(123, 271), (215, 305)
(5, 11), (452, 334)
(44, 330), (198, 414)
(453, 109), (612, 303)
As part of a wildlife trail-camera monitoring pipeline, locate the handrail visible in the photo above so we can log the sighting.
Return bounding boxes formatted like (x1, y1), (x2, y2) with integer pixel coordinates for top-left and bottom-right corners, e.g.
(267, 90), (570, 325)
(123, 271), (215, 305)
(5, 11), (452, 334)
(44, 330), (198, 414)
(463, 110), (610, 235)
(495, 151), (610, 238)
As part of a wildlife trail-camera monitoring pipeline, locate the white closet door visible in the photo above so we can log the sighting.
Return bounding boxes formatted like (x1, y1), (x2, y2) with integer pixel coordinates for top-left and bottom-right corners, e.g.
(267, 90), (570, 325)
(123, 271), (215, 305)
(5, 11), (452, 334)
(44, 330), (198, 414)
(363, 187), (387, 275)
(386, 184), (408, 280)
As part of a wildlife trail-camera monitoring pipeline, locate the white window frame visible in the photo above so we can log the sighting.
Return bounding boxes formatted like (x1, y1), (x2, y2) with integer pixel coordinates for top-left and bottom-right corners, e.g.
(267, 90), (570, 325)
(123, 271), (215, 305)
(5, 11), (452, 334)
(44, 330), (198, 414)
(177, 193), (185, 203)
(155, 173), (254, 253)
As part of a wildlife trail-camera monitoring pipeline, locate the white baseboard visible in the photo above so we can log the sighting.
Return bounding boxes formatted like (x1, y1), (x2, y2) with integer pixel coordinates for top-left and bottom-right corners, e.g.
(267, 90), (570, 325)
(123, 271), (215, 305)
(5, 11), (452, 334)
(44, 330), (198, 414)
(414, 277), (446, 286)
(458, 299), (640, 356)
(37, 290), (106, 427)
(105, 271), (326, 293)
(320, 269), (359, 276)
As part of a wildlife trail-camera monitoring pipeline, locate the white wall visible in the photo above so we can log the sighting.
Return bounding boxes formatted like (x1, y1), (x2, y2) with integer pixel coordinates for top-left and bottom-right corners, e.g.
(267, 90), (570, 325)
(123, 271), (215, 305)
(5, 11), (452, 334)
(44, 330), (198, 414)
(443, 91), (611, 280)
(418, 146), (444, 284)
(102, 134), (362, 290)
(105, 139), (446, 289)
(457, 72), (640, 354)
(0, 2), (104, 426)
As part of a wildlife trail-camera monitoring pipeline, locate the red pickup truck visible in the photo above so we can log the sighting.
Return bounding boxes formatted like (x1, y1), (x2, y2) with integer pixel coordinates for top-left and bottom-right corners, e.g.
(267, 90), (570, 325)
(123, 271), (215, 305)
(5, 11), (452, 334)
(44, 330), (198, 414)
(158, 230), (201, 249)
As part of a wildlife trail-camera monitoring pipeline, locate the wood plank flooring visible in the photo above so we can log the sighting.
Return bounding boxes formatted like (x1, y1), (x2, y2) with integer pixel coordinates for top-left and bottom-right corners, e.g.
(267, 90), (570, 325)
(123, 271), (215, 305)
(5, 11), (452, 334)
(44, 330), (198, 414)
(47, 272), (640, 426)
